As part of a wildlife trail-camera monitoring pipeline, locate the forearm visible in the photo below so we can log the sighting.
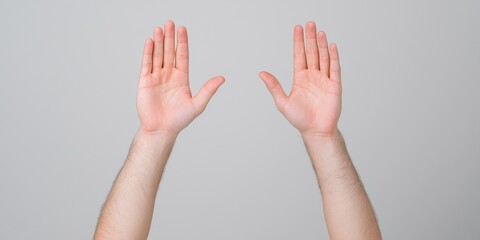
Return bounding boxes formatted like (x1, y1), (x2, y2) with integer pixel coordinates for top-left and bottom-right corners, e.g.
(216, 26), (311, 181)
(94, 130), (177, 240)
(303, 130), (381, 240)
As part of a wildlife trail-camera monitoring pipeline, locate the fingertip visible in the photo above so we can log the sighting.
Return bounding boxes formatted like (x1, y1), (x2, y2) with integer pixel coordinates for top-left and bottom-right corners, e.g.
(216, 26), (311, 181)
(217, 76), (225, 84)
(259, 71), (271, 81)
(177, 26), (187, 33)
(193, 76), (225, 110)
(164, 20), (175, 36)
(207, 76), (225, 88)
(306, 21), (316, 28)
(330, 42), (339, 54)
(153, 27), (163, 41)
(294, 25), (305, 42)
(177, 26), (188, 43)
(317, 32), (328, 49)
(259, 71), (279, 87)
(145, 38), (153, 47)
(141, 38), (154, 75)
(260, 70), (272, 76)
(260, 73), (287, 108)
(318, 30), (326, 38)
(165, 20), (175, 27)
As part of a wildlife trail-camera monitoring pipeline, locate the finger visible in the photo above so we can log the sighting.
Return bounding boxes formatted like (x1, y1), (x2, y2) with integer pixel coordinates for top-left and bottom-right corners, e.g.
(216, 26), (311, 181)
(175, 26), (189, 73)
(163, 20), (175, 68)
(293, 25), (307, 73)
(318, 31), (330, 76)
(192, 76), (225, 115)
(152, 27), (164, 72)
(259, 71), (288, 111)
(305, 21), (319, 70)
(329, 43), (341, 81)
(140, 38), (153, 76)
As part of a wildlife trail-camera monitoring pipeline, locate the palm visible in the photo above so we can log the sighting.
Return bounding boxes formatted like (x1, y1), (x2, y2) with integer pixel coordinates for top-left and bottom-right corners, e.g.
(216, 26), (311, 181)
(260, 22), (342, 136)
(284, 69), (341, 135)
(138, 68), (195, 133)
(137, 21), (224, 135)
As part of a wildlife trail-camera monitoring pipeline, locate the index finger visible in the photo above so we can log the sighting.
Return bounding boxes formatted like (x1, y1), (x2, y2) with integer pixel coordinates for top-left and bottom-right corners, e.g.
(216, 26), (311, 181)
(293, 25), (307, 73)
(175, 26), (189, 73)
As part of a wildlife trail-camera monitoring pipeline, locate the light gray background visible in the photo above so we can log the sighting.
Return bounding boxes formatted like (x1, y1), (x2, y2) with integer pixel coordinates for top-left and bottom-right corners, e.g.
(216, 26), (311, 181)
(1, 0), (479, 239)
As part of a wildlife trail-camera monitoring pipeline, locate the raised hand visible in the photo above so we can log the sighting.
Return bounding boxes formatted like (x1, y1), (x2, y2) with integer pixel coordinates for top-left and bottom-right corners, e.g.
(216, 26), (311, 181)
(260, 22), (342, 137)
(137, 20), (225, 135)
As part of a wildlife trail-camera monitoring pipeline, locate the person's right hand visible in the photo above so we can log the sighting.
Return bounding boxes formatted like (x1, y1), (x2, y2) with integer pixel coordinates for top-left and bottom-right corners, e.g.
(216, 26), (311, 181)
(260, 22), (342, 137)
(137, 20), (225, 136)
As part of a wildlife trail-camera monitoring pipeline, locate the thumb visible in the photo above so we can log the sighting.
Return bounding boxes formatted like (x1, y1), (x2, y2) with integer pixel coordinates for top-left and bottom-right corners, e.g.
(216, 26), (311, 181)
(192, 76), (225, 115)
(259, 71), (288, 111)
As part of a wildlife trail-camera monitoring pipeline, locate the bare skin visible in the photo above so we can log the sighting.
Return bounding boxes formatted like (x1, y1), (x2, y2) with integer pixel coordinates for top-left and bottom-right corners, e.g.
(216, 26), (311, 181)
(260, 22), (382, 239)
(94, 20), (381, 240)
(94, 20), (224, 240)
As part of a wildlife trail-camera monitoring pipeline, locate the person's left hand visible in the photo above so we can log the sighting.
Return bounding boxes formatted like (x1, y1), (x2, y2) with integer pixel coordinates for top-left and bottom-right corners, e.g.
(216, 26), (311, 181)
(260, 22), (342, 137)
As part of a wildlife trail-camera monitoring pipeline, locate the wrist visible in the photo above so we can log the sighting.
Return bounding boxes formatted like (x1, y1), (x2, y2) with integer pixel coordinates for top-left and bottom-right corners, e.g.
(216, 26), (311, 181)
(301, 129), (347, 158)
(138, 127), (179, 139)
(135, 128), (178, 147)
(301, 128), (342, 143)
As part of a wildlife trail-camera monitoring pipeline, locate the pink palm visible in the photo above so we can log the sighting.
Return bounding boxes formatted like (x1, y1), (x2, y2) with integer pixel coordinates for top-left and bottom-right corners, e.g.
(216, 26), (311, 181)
(260, 22), (342, 136)
(137, 21), (224, 135)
